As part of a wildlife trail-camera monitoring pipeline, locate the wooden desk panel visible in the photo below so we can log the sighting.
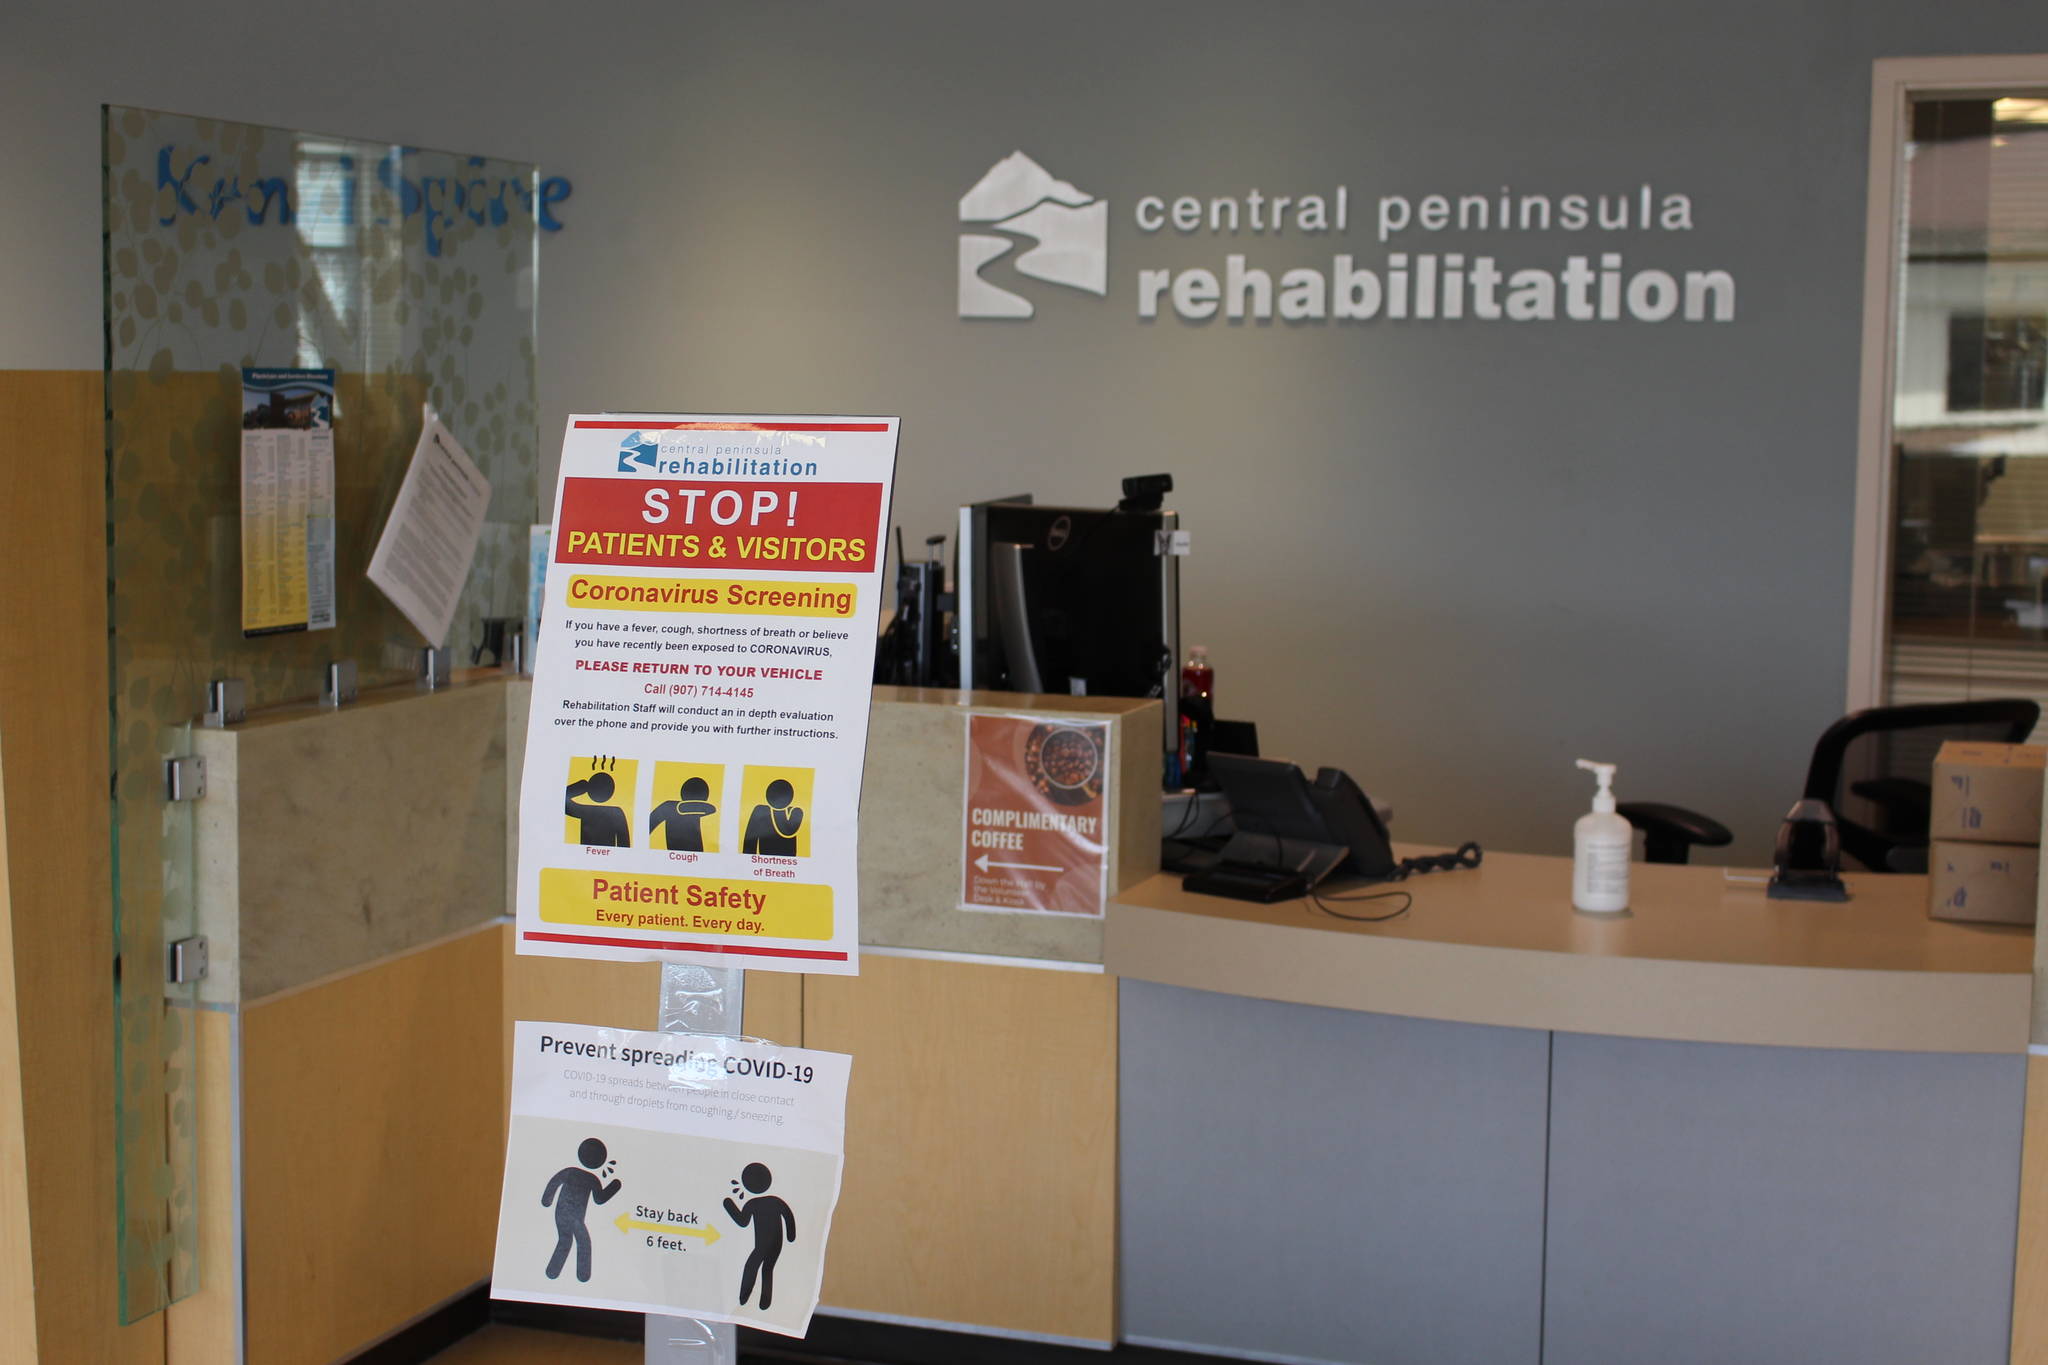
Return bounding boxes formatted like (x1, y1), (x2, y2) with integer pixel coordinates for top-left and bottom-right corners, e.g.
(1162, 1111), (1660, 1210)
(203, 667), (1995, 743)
(243, 927), (505, 1365)
(806, 954), (1117, 1343)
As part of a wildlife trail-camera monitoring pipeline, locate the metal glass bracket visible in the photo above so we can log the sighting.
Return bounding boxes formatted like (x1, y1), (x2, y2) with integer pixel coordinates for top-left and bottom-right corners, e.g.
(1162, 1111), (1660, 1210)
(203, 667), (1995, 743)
(418, 647), (452, 690)
(163, 756), (206, 802)
(323, 659), (358, 707)
(166, 936), (209, 985)
(202, 678), (247, 728)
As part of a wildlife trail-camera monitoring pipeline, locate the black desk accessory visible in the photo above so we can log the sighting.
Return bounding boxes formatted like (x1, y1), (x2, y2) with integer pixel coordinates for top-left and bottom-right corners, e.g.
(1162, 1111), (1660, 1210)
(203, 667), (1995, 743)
(1207, 718), (1259, 759)
(1162, 832), (1227, 875)
(1180, 828), (1326, 904)
(1117, 472), (1173, 513)
(1767, 798), (1850, 902)
(1182, 864), (1310, 903)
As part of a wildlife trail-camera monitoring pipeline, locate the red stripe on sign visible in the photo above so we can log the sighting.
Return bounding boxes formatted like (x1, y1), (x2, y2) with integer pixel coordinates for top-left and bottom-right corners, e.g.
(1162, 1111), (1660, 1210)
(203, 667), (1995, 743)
(574, 421), (890, 432)
(523, 931), (850, 961)
(557, 478), (883, 573)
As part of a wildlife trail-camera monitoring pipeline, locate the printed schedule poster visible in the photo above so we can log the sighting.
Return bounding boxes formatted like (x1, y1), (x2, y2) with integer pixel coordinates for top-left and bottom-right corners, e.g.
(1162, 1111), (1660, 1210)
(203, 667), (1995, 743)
(514, 414), (899, 974)
(239, 367), (336, 636)
(492, 1021), (850, 1337)
(960, 713), (1111, 916)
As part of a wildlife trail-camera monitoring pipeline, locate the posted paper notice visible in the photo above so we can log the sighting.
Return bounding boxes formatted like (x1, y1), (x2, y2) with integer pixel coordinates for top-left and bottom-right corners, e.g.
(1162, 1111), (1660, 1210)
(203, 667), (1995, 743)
(367, 406), (492, 647)
(239, 368), (335, 636)
(961, 713), (1111, 916)
(492, 1021), (849, 1337)
(514, 414), (899, 974)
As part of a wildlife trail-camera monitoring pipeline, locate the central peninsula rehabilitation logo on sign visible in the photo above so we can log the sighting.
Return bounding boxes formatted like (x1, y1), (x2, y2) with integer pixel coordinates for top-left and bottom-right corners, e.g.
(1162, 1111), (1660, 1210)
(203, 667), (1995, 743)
(617, 431), (660, 472)
(957, 151), (1108, 319)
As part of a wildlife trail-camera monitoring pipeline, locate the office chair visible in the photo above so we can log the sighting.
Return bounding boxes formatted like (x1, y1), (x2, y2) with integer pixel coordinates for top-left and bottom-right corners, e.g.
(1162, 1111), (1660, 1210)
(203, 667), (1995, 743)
(1619, 698), (2041, 871)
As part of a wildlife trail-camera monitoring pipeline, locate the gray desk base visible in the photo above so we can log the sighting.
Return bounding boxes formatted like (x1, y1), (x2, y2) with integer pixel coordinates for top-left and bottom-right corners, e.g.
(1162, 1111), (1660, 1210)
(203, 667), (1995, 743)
(1118, 982), (2024, 1365)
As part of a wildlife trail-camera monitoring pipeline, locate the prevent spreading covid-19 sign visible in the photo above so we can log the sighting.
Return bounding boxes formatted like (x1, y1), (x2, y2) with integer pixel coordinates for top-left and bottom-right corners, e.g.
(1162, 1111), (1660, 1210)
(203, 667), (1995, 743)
(491, 1021), (850, 1336)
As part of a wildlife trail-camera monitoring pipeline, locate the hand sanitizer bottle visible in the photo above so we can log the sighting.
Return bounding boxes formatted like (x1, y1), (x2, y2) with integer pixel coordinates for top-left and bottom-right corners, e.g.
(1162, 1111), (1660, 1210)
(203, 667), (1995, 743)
(1573, 759), (1631, 913)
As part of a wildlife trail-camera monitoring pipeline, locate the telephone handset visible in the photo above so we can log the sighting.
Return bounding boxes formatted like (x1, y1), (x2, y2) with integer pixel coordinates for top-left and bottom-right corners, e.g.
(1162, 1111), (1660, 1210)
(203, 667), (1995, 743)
(1192, 754), (1482, 903)
(1307, 767), (1396, 880)
(1305, 768), (1482, 881)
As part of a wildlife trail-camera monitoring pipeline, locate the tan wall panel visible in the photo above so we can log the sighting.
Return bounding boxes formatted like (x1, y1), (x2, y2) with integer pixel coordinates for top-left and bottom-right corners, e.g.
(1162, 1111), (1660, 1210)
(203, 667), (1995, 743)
(0, 370), (163, 1364)
(0, 725), (38, 1357)
(2014, 1055), (2048, 1363)
(166, 1010), (236, 1365)
(743, 971), (803, 1047)
(242, 926), (505, 1365)
(500, 926), (660, 1031)
(500, 926), (658, 1077)
(805, 955), (1117, 1343)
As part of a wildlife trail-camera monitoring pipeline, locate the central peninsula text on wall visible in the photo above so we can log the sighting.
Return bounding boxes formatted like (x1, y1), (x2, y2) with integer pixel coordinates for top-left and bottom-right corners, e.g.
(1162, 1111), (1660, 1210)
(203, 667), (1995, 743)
(957, 151), (1737, 325)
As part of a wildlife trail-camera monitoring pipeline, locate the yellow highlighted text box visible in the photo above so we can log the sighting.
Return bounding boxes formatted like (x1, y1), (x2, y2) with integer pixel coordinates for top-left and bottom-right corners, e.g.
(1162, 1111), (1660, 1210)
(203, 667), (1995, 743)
(539, 867), (834, 940)
(566, 574), (858, 618)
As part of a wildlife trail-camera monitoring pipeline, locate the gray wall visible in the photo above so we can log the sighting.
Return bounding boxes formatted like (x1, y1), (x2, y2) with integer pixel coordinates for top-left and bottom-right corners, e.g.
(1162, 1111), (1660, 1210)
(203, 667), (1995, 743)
(6, 1), (2045, 858)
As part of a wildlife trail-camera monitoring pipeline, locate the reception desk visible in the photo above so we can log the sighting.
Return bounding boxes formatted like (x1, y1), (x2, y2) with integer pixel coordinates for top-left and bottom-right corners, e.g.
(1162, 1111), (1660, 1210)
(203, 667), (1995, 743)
(172, 679), (1157, 1359)
(1109, 849), (2035, 1053)
(1109, 853), (2034, 1365)
(163, 671), (2041, 1363)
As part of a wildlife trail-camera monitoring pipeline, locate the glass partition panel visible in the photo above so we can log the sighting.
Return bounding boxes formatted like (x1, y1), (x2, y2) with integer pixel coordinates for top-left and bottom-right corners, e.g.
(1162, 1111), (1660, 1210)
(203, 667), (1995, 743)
(1886, 94), (2048, 727)
(102, 105), (539, 1318)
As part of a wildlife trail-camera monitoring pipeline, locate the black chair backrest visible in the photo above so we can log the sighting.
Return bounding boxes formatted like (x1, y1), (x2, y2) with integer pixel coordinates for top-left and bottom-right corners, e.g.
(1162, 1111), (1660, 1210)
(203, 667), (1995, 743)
(1803, 699), (2039, 870)
(1804, 700), (2039, 801)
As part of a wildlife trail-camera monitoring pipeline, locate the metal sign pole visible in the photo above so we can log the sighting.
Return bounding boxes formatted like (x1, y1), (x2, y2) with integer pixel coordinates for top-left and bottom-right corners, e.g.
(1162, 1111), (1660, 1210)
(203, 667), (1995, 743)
(645, 962), (746, 1365)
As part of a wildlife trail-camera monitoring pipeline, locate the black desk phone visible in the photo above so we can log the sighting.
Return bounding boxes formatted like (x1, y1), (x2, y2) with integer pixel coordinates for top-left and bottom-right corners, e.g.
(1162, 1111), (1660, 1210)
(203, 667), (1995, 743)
(1182, 754), (1479, 903)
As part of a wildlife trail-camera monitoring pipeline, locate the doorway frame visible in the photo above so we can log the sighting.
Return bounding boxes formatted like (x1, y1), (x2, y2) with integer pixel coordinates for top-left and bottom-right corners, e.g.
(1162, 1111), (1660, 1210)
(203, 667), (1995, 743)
(1846, 54), (2048, 712)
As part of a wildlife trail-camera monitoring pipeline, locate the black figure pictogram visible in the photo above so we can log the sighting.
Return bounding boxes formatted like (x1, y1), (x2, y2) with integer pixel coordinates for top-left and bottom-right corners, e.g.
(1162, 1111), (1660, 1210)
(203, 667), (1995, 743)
(566, 767), (631, 847)
(542, 1137), (622, 1282)
(723, 1162), (795, 1309)
(649, 775), (717, 851)
(742, 779), (804, 856)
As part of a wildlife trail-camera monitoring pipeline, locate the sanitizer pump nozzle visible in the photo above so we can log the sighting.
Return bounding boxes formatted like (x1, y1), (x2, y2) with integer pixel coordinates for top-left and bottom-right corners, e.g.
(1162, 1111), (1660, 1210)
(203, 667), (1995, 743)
(1572, 759), (1630, 912)
(1576, 759), (1618, 813)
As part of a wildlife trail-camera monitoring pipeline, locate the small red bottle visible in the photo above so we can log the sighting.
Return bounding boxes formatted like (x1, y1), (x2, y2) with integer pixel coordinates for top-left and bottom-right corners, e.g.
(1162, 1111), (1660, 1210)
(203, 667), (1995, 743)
(1181, 645), (1213, 704)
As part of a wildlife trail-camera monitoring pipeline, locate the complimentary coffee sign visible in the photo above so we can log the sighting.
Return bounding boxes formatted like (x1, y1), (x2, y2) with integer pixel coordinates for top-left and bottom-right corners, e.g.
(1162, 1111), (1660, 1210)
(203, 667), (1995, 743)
(960, 713), (1111, 916)
(492, 1021), (849, 1336)
(515, 414), (898, 974)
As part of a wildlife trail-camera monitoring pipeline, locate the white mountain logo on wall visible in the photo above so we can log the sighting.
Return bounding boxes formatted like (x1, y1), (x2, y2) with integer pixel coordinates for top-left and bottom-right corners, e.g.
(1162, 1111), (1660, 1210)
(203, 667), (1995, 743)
(958, 152), (1108, 319)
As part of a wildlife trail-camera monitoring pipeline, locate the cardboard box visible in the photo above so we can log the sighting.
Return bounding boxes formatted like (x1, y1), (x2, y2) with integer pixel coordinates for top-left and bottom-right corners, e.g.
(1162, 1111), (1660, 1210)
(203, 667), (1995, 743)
(1928, 840), (2040, 925)
(1929, 741), (2046, 846)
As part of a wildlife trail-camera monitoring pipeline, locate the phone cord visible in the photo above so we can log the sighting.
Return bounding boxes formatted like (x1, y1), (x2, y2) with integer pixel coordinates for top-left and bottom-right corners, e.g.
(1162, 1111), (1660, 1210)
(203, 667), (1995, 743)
(1387, 842), (1484, 881)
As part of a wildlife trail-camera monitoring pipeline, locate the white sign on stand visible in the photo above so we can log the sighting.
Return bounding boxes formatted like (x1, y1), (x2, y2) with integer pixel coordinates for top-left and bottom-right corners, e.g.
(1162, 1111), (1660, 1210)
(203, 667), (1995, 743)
(491, 1021), (849, 1338)
(514, 414), (898, 974)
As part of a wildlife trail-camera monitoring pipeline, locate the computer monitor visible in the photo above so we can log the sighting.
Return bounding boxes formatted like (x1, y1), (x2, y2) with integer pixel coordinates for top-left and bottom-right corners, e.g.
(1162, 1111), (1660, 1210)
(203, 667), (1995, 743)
(957, 495), (1181, 770)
